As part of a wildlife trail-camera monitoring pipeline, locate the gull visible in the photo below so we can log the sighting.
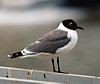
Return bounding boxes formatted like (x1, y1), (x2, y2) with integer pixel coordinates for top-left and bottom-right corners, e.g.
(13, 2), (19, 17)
(8, 19), (84, 73)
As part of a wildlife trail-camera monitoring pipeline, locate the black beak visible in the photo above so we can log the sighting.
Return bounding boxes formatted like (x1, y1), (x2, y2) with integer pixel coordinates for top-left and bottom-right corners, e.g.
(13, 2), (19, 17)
(77, 26), (84, 30)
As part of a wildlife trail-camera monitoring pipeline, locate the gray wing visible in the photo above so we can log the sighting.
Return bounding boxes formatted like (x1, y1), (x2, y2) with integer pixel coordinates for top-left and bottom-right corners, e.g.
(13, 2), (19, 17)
(25, 29), (71, 54)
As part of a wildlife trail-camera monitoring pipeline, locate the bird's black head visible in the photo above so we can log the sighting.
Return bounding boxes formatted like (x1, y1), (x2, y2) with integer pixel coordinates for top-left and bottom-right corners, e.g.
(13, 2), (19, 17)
(62, 19), (84, 30)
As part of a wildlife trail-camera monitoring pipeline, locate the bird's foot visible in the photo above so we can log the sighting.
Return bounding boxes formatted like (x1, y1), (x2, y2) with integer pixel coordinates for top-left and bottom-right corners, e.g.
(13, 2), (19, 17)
(54, 70), (68, 74)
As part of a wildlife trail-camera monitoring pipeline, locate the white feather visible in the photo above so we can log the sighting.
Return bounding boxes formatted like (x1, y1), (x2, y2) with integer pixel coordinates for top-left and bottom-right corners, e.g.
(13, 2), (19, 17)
(35, 40), (40, 44)
(21, 49), (34, 55)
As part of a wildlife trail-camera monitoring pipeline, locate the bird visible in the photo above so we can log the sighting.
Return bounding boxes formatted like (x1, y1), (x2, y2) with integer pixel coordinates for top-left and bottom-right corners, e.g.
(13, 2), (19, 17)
(8, 19), (84, 73)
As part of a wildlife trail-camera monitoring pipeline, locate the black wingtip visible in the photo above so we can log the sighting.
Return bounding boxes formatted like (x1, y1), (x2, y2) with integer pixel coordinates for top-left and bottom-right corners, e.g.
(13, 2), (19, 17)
(8, 51), (23, 59)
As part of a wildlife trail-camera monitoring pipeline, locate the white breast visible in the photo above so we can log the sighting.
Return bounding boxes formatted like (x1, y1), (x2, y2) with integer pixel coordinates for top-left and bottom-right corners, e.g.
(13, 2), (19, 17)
(56, 23), (78, 53)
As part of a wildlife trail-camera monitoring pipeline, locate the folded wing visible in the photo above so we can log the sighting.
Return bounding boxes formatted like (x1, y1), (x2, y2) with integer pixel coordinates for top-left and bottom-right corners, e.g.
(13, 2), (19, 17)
(24, 29), (71, 54)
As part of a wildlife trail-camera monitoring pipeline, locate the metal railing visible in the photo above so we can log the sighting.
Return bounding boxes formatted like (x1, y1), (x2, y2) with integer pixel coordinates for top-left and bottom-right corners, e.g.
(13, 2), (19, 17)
(0, 66), (100, 84)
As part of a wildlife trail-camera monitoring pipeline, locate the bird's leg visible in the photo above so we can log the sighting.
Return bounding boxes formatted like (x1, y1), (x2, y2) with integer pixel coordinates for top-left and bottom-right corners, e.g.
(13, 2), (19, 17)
(57, 57), (61, 72)
(51, 58), (56, 72)
(57, 57), (68, 74)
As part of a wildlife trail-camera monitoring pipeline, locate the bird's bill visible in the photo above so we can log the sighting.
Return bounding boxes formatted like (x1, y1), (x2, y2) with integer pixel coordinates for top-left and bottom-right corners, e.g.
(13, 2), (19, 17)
(77, 26), (84, 30)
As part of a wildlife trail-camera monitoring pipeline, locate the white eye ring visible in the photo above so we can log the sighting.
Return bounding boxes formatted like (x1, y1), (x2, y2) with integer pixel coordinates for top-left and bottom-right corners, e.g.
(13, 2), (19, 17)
(69, 22), (73, 25)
